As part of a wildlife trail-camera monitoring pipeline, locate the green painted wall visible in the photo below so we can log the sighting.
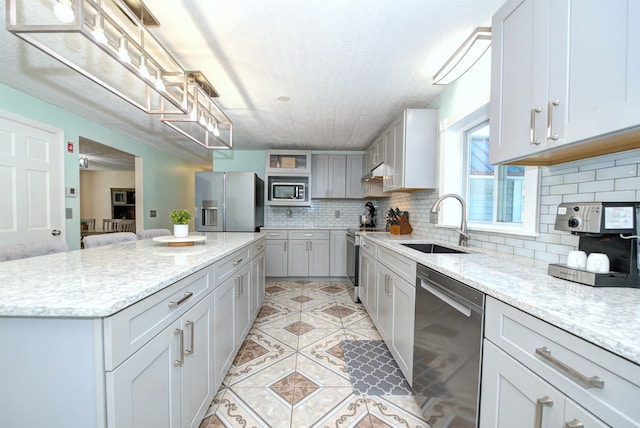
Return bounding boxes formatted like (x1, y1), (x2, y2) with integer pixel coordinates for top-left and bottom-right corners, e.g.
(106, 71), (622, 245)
(213, 150), (266, 179)
(0, 83), (205, 250)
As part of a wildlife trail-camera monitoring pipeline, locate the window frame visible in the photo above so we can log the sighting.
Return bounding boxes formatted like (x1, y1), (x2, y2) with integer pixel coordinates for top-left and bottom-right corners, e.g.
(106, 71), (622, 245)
(437, 103), (540, 237)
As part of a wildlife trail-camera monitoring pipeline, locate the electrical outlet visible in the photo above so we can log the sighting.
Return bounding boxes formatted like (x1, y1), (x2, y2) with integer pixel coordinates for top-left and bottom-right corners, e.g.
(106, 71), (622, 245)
(335, 210), (340, 219)
(150, 210), (157, 218)
(286, 208), (293, 218)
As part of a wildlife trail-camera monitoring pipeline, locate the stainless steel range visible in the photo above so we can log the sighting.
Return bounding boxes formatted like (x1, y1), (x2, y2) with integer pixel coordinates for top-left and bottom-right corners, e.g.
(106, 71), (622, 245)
(346, 227), (385, 302)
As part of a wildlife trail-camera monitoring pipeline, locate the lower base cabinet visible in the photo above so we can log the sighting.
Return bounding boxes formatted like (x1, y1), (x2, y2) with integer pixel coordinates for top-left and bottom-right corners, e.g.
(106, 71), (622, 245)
(481, 340), (606, 428)
(107, 292), (215, 428)
(361, 239), (415, 384)
(482, 297), (640, 427)
(251, 250), (266, 318)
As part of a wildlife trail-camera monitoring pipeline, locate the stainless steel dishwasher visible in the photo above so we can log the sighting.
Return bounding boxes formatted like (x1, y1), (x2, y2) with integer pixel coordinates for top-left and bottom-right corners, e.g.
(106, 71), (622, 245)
(413, 264), (485, 428)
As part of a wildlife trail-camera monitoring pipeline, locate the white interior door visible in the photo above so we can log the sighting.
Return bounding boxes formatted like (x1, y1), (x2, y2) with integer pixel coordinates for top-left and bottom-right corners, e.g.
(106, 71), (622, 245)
(0, 112), (64, 245)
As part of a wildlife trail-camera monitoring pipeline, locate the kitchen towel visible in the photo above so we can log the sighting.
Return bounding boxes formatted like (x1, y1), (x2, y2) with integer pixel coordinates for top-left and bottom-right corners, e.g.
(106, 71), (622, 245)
(341, 340), (412, 395)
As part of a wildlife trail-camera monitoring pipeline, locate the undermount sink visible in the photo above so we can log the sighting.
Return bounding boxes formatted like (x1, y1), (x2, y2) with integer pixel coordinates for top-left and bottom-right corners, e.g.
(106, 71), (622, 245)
(401, 243), (468, 254)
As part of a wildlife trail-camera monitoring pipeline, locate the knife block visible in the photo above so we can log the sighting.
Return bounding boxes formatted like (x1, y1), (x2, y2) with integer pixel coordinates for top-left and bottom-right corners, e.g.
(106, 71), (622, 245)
(390, 216), (413, 235)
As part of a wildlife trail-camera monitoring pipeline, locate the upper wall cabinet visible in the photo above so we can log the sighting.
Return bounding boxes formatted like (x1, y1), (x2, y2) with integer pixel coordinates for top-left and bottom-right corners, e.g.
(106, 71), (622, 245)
(490, 0), (640, 165)
(311, 154), (347, 198)
(265, 150), (312, 174)
(382, 109), (438, 192)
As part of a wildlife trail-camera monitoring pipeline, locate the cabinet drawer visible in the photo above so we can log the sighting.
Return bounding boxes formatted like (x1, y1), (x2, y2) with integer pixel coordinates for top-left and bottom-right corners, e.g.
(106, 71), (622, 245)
(262, 229), (287, 240)
(215, 245), (251, 284)
(359, 236), (377, 255)
(376, 245), (416, 285)
(103, 266), (211, 371)
(485, 297), (640, 427)
(252, 238), (265, 255)
(288, 230), (330, 240)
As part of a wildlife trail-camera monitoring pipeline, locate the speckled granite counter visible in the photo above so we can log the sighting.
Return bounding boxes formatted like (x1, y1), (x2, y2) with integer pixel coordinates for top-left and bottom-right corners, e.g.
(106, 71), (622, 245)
(0, 232), (263, 318)
(361, 232), (640, 366)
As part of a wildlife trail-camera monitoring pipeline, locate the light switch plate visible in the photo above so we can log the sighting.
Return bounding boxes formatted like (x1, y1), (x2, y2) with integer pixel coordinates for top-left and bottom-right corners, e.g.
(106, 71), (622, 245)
(65, 187), (78, 197)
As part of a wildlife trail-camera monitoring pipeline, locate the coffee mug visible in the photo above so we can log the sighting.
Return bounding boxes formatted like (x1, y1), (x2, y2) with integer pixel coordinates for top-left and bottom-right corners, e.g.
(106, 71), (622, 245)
(567, 250), (587, 269)
(586, 253), (610, 273)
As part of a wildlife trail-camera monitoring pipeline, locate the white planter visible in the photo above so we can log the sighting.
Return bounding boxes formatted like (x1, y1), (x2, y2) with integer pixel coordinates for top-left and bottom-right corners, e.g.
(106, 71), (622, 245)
(173, 224), (189, 238)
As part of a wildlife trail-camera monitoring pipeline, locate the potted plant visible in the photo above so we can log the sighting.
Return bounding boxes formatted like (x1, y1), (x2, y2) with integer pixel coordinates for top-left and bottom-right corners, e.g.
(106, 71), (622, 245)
(169, 209), (192, 238)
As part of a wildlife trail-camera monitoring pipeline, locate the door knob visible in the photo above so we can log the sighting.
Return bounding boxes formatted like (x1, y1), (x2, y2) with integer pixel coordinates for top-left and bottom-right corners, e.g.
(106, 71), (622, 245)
(51, 229), (61, 236)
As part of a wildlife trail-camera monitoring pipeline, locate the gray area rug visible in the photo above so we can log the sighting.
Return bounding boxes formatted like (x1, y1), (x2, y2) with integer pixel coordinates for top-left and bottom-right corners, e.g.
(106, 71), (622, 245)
(341, 340), (413, 395)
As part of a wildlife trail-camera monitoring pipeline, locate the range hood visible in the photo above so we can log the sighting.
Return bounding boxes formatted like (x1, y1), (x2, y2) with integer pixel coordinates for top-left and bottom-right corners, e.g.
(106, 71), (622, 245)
(362, 163), (384, 182)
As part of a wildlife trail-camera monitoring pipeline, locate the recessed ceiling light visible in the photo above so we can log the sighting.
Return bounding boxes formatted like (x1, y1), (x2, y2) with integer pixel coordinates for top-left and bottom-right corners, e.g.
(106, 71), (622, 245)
(277, 95), (290, 102)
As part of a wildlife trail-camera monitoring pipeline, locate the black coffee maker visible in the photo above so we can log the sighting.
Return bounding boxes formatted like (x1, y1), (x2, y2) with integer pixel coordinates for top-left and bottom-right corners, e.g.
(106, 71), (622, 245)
(548, 202), (640, 288)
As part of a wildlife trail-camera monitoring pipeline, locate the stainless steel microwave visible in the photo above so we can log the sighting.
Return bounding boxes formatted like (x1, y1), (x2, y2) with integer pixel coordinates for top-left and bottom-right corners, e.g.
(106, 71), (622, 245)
(272, 182), (305, 200)
(267, 175), (310, 206)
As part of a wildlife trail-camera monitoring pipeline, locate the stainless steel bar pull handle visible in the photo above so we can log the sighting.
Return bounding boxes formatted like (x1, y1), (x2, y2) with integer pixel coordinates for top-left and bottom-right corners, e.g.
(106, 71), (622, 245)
(534, 396), (553, 428)
(185, 321), (194, 356)
(234, 276), (240, 298)
(547, 99), (560, 140)
(284, 241), (287, 252)
(530, 107), (542, 145)
(168, 291), (193, 308)
(309, 241), (313, 251)
(174, 329), (184, 367)
(565, 419), (584, 428)
(535, 347), (604, 388)
(233, 257), (244, 266)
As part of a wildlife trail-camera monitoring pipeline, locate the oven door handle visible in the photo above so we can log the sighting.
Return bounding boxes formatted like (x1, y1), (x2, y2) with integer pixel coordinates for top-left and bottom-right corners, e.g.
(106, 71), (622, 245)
(419, 278), (472, 318)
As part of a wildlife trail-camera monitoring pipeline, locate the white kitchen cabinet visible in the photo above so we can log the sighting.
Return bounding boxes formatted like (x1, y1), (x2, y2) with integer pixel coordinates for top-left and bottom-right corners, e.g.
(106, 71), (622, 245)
(345, 154), (364, 199)
(481, 340), (606, 428)
(370, 136), (384, 170)
(390, 274), (415, 382)
(265, 149), (312, 174)
(359, 237), (377, 313)
(482, 297), (640, 427)
(374, 262), (393, 340)
(251, 248), (266, 318)
(490, 0), (640, 165)
(382, 109), (438, 192)
(263, 229), (288, 277)
(361, 241), (416, 383)
(108, 292), (215, 428)
(287, 230), (330, 277)
(311, 154), (347, 198)
(330, 230), (347, 277)
(233, 262), (252, 347)
(212, 274), (234, 389)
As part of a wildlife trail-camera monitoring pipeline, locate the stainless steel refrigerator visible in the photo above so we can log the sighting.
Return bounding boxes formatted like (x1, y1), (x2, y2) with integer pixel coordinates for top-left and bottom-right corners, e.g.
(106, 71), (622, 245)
(195, 172), (264, 232)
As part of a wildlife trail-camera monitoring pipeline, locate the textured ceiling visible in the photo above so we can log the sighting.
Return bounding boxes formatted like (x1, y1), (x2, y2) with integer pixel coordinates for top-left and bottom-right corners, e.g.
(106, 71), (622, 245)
(0, 0), (504, 166)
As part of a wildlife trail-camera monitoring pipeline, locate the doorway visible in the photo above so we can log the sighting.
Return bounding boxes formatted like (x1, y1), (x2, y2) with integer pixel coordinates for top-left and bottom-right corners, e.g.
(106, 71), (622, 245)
(78, 137), (142, 240)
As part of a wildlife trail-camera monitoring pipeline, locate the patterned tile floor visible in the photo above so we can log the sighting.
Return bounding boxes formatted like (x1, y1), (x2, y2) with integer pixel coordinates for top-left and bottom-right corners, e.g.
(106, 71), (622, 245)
(199, 279), (430, 428)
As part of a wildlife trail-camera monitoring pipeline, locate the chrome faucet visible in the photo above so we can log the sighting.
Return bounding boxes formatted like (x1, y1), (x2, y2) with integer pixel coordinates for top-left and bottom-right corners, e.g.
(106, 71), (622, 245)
(431, 193), (470, 247)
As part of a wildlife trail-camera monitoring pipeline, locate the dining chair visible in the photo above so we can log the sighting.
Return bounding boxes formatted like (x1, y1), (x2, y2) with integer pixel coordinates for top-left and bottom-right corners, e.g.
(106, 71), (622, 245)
(120, 219), (136, 232)
(102, 218), (121, 232)
(81, 218), (95, 232)
(82, 232), (137, 249)
(0, 240), (69, 262)
(136, 228), (171, 239)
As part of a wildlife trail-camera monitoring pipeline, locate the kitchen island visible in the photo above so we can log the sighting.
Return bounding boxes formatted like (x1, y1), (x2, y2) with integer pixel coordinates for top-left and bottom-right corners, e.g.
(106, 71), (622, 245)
(0, 232), (265, 428)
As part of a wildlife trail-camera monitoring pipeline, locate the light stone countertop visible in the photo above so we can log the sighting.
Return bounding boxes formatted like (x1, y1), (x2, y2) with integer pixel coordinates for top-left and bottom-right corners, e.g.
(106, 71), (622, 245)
(0, 232), (264, 318)
(361, 231), (640, 365)
(261, 226), (349, 230)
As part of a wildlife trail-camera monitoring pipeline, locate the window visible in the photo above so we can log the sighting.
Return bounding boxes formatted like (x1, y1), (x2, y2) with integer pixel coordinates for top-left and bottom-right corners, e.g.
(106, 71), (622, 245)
(438, 104), (539, 236)
(464, 121), (525, 224)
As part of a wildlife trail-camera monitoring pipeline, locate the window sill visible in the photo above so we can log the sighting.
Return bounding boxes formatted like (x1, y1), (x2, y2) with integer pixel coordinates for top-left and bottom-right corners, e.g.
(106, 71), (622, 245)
(435, 223), (539, 238)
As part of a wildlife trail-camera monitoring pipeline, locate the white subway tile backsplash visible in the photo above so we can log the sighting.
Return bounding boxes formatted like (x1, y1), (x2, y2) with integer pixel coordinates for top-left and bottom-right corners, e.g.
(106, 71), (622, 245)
(578, 180), (614, 193)
(594, 190), (637, 201)
(615, 176), (640, 191)
(514, 247), (535, 258)
(550, 183), (578, 195)
(534, 251), (560, 263)
(563, 170), (595, 184)
(562, 193), (594, 203)
(595, 165), (637, 180)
